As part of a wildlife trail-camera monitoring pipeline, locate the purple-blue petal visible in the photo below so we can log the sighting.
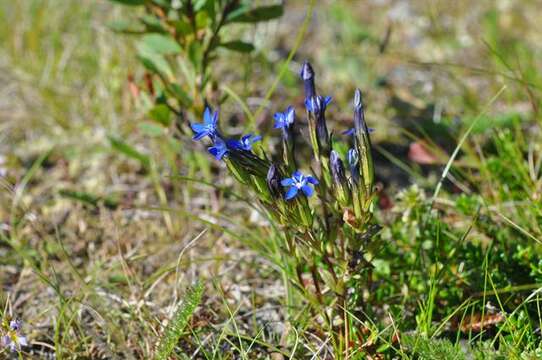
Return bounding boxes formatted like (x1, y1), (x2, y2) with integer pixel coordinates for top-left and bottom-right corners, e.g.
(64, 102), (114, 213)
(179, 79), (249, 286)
(285, 186), (298, 200)
(281, 178), (294, 186)
(292, 170), (303, 178)
(191, 123), (206, 132)
(306, 176), (319, 185)
(203, 107), (213, 124)
(211, 111), (218, 126)
(301, 185), (314, 197)
(193, 131), (208, 140)
(226, 139), (240, 149)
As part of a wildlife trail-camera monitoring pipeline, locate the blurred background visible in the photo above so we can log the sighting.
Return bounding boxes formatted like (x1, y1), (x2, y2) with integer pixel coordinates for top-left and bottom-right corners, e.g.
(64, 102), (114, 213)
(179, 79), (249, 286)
(1, 0), (542, 357)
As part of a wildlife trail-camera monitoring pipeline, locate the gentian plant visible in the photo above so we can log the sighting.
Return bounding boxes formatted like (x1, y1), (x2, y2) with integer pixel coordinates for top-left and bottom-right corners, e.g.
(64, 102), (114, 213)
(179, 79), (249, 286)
(192, 61), (381, 354)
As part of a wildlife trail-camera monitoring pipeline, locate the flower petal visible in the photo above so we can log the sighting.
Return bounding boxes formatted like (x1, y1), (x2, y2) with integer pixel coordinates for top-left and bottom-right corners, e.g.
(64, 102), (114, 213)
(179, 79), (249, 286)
(226, 139), (240, 149)
(211, 111), (219, 125)
(301, 185), (314, 197)
(306, 176), (319, 185)
(203, 107), (213, 124)
(285, 186), (298, 200)
(18, 336), (27, 347)
(281, 178), (294, 186)
(193, 131), (208, 140)
(191, 123), (205, 132)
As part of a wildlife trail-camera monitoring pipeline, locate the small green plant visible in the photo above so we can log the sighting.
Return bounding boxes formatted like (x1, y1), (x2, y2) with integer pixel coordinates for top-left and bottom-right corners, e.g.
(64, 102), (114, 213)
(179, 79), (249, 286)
(155, 281), (204, 359)
(191, 61), (382, 356)
(108, 0), (284, 128)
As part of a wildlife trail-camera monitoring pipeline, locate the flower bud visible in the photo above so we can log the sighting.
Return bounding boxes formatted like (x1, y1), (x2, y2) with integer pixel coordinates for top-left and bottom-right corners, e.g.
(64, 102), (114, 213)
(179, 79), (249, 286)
(266, 164), (282, 199)
(300, 61), (315, 99)
(330, 151), (347, 186)
(348, 148), (360, 185)
(331, 150), (350, 206)
(352, 89), (374, 197)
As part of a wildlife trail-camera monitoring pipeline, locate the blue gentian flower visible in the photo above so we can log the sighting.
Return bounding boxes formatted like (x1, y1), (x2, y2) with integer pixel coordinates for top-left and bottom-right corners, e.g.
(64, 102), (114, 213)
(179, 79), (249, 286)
(305, 95), (332, 113)
(191, 107), (219, 140)
(208, 137), (228, 160)
(342, 127), (375, 136)
(227, 134), (262, 151)
(1, 320), (27, 352)
(281, 170), (319, 200)
(274, 107), (295, 129)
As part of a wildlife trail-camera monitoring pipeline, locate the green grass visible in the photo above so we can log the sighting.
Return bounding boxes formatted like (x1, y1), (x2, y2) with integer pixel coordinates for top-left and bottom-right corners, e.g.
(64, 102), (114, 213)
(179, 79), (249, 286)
(1, 0), (542, 358)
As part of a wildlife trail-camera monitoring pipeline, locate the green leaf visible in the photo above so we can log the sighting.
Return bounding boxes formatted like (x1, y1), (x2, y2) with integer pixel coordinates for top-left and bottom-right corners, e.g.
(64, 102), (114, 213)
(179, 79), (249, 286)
(107, 19), (145, 34)
(188, 41), (203, 71)
(59, 189), (119, 209)
(109, 0), (145, 5)
(108, 136), (151, 170)
(192, 0), (210, 11)
(168, 84), (192, 107)
(140, 15), (168, 33)
(220, 40), (254, 53)
(148, 104), (171, 126)
(138, 53), (174, 79)
(226, 5), (283, 24)
(139, 33), (182, 55)
(172, 18), (192, 36)
(155, 282), (204, 360)
(139, 122), (165, 137)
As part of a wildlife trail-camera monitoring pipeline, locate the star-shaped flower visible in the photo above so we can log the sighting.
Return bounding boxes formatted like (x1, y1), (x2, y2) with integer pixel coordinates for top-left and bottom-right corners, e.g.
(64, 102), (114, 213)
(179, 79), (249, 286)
(227, 134), (262, 151)
(1, 320), (27, 352)
(280, 170), (319, 200)
(305, 95), (332, 113)
(208, 137), (228, 160)
(191, 107), (219, 140)
(274, 107), (295, 129)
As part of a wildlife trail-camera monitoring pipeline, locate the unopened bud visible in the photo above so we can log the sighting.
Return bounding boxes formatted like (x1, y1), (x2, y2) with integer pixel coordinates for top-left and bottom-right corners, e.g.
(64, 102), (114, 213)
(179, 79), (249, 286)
(266, 164), (282, 198)
(330, 151), (346, 185)
(300, 61), (316, 99)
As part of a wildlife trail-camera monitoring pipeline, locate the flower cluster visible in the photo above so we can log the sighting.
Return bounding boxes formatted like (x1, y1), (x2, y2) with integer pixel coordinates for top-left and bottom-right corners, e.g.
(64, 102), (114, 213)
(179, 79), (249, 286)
(191, 61), (376, 215)
(190, 60), (381, 351)
(1, 319), (27, 352)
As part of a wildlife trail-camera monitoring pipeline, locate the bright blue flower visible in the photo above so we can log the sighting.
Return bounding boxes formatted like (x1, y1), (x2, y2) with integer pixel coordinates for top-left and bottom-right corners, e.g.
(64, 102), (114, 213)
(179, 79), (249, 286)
(274, 107), (295, 129)
(305, 95), (332, 113)
(191, 107), (219, 140)
(281, 170), (319, 200)
(208, 137), (228, 160)
(227, 133), (262, 151)
(342, 127), (375, 136)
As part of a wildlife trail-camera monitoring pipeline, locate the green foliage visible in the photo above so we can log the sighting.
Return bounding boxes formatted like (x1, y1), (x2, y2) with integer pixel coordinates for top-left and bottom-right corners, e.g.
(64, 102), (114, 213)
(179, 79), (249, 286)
(155, 282), (204, 360)
(108, 135), (151, 170)
(403, 335), (465, 360)
(108, 0), (285, 120)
